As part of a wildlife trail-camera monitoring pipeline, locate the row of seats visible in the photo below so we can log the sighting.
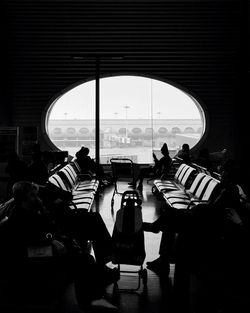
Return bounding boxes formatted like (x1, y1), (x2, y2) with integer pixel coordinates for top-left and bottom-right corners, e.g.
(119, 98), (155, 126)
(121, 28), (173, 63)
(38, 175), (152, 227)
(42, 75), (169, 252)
(153, 162), (221, 211)
(153, 163), (196, 194)
(0, 161), (100, 220)
(48, 161), (99, 211)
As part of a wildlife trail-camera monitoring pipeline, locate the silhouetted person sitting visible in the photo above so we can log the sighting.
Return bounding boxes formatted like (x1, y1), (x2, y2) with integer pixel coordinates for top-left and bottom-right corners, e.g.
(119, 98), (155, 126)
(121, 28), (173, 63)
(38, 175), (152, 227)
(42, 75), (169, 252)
(175, 143), (193, 164)
(144, 159), (250, 312)
(75, 146), (105, 181)
(38, 181), (116, 267)
(0, 181), (55, 263)
(131, 143), (172, 191)
(0, 181), (119, 311)
(143, 158), (241, 276)
(174, 159), (250, 313)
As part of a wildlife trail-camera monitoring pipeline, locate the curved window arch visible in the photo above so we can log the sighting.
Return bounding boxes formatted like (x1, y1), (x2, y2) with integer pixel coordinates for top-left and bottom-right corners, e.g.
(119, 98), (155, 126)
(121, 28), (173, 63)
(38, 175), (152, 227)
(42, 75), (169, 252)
(51, 127), (63, 136)
(66, 127), (76, 136)
(45, 75), (206, 163)
(145, 127), (154, 134)
(184, 127), (195, 134)
(131, 128), (142, 135)
(78, 127), (89, 136)
(158, 127), (168, 136)
(171, 127), (181, 134)
(118, 128), (127, 135)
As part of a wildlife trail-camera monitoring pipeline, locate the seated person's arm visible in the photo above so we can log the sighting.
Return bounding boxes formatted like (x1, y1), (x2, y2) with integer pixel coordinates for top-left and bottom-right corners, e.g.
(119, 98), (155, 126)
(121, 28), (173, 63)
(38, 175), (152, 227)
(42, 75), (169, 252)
(153, 153), (159, 167)
(225, 208), (243, 226)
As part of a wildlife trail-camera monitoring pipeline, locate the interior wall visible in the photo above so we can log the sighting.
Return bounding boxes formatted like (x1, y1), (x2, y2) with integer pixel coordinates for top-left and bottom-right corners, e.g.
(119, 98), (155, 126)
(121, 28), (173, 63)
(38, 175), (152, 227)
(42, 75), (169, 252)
(0, 0), (248, 190)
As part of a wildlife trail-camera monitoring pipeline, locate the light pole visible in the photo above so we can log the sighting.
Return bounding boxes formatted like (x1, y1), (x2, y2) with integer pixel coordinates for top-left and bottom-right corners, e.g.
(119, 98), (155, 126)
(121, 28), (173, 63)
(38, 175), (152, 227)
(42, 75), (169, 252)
(124, 105), (130, 138)
(63, 112), (68, 148)
(157, 111), (161, 119)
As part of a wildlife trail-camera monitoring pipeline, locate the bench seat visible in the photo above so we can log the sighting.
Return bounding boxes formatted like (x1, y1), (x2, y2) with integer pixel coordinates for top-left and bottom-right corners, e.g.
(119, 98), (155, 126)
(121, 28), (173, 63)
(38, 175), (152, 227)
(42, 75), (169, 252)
(59, 164), (99, 194)
(163, 173), (220, 210)
(153, 163), (196, 194)
(48, 172), (97, 212)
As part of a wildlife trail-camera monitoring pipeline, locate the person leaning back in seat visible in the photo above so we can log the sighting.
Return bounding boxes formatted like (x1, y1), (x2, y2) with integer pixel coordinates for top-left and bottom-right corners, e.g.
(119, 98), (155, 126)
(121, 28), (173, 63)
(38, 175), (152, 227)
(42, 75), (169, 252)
(75, 146), (105, 181)
(0, 181), (119, 312)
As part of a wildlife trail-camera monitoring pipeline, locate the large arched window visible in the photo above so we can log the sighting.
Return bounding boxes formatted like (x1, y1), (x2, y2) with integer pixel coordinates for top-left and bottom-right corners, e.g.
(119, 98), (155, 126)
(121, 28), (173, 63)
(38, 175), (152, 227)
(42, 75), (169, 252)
(46, 75), (205, 163)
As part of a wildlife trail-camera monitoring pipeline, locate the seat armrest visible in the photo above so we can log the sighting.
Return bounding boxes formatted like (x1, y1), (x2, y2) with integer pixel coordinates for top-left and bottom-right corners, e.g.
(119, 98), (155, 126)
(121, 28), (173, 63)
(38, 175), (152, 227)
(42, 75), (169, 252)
(77, 172), (93, 181)
(187, 199), (209, 210)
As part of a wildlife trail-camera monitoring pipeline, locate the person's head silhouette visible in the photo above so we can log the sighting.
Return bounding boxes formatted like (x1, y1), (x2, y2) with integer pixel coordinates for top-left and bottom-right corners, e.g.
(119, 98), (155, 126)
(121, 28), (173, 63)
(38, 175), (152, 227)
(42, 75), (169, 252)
(161, 143), (169, 156)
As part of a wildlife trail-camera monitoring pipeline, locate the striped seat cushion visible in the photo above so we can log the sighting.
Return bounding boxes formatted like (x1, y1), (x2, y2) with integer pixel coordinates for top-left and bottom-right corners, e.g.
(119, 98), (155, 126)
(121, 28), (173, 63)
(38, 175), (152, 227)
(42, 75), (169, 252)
(163, 173), (220, 210)
(154, 164), (196, 193)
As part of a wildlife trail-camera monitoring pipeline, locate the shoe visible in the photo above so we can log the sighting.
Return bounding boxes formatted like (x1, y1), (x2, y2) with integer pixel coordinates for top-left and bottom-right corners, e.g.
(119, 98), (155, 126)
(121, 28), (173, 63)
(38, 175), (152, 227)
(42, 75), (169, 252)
(143, 222), (153, 232)
(90, 298), (119, 312)
(103, 265), (120, 286)
(146, 257), (170, 276)
(137, 184), (143, 191)
(142, 222), (160, 233)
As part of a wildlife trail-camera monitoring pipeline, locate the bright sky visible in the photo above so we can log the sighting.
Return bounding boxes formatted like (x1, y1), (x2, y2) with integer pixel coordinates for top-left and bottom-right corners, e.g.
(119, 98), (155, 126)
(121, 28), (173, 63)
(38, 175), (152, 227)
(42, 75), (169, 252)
(49, 75), (202, 120)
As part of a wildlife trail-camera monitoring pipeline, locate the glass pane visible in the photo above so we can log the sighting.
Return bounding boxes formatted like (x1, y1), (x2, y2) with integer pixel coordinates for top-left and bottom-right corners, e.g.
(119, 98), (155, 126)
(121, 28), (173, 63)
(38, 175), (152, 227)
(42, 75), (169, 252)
(100, 76), (204, 163)
(46, 75), (205, 164)
(46, 81), (95, 159)
(100, 76), (153, 164)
